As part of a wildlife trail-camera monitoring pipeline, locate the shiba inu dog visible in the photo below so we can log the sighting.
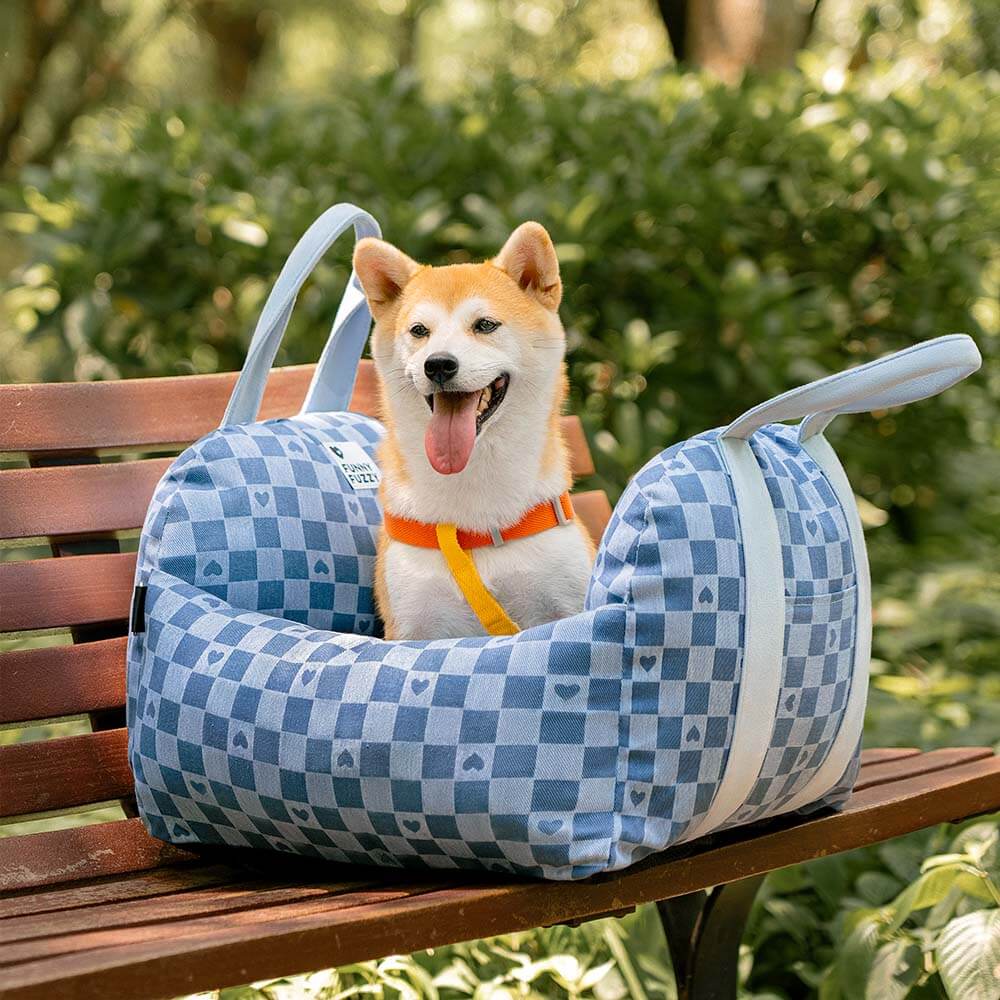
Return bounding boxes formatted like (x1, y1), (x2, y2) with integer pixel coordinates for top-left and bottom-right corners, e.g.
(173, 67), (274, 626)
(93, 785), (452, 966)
(353, 222), (595, 640)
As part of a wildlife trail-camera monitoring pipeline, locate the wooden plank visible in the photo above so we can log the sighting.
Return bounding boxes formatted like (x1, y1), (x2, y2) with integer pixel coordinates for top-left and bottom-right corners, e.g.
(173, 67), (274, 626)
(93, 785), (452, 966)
(0, 877), (389, 950)
(0, 638), (126, 724)
(0, 746), (961, 889)
(0, 552), (136, 633)
(0, 882), (448, 979)
(0, 819), (195, 894)
(0, 364), (594, 475)
(0, 865), (239, 920)
(3, 753), (998, 1000)
(0, 729), (959, 850)
(858, 747), (920, 767)
(0, 366), (325, 456)
(562, 416), (594, 478)
(0, 729), (132, 818)
(853, 746), (994, 792)
(573, 490), (612, 546)
(0, 421), (594, 541)
(0, 460), (171, 541)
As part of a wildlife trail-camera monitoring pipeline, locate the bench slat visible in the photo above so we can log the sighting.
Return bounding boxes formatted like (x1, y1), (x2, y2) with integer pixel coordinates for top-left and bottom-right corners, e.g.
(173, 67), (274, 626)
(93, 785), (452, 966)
(0, 552), (136, 633)
(0, 817), (191, 895)
(0, 491), (610, 637)
(0, 881), (447, 968)
(853, 746), (994, 791)
(0, 366), (347, 455)
(571, 490), (611, 548)
(0, 638), (127, 724)
(0, 736), (978, 829)
(0, 865), (242, 920)
(2, 752), (998, 999)
(0, 363), (594, 473)
(0, 877), (405, 949)
(0, 416), (593, 542)
(0, 460), (170, 541)
(0, 729), (133, 818)
(851, 747), (921, 766)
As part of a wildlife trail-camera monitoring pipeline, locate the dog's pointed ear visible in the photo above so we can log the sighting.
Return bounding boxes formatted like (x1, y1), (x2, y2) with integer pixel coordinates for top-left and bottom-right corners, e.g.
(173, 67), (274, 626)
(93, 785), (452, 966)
(494, 222), (561, 311)
(353, 238), (420, 319)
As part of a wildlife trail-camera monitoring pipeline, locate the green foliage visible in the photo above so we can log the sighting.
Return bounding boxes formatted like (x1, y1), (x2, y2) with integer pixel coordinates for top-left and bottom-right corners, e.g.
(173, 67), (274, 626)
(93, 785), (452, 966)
(738, 819), (1000, 999)
(3, 65), (998, 1000)
(3, 66), (998, 521)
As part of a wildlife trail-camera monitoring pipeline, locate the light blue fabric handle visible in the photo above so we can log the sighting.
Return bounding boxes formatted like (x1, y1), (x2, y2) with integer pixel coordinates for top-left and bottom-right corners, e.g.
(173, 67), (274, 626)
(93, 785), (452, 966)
(721, 334), (982, 441)
(221, 204), (381, 428)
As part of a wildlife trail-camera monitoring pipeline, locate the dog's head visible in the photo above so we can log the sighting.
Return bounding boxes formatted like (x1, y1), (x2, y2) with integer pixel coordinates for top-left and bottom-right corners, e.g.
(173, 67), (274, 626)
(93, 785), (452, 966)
(354, 223), (565, 476)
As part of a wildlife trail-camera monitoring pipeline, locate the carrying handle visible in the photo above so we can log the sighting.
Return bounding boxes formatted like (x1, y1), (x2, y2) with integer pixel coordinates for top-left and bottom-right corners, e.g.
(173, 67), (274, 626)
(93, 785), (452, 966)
(221, 203), (381, 428)
(721, 334), (982, 442)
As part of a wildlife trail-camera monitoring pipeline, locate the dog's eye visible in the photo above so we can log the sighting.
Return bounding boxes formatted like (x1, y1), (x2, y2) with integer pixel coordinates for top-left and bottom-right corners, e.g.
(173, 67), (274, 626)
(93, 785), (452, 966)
(409, 323), (430, 339)
(473, 317), (500, 334)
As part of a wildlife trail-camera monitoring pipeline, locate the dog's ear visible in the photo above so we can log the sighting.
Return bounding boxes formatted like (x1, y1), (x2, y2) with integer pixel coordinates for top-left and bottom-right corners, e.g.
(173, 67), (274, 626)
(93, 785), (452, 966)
(494, 222), (561, 311)
(353, 238), (420, 319)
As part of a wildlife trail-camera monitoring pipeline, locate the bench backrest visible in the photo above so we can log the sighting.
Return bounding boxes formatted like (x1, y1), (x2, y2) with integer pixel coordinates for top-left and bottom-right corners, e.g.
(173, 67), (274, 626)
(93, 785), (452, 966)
(0, 363), (610, 890)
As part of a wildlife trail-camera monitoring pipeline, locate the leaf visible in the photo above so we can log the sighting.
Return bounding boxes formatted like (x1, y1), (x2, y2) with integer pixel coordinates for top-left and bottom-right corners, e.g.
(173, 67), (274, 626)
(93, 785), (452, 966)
(578, 959), (617, 991)
(887, 864), (997, 933)
(857, 872), (904, 906)
(838, 915), (884, 999)
(935, 909), (1000, 1000)
(864, 939), (923, 1000)
(880, 841), (927, 883)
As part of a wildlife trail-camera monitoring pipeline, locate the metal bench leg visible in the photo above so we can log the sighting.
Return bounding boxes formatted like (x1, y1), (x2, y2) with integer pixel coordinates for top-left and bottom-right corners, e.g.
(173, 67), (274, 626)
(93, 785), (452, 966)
(656, 874), (765, 1000)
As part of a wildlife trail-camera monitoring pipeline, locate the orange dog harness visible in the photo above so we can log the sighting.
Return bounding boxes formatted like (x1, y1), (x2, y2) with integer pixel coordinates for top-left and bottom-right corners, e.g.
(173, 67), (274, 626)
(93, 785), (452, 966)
(382, 493), (576, 636)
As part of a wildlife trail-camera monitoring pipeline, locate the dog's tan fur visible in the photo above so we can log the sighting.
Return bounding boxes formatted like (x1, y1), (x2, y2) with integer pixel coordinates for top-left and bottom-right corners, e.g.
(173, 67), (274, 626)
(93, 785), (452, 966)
(355, 223), (594, 640)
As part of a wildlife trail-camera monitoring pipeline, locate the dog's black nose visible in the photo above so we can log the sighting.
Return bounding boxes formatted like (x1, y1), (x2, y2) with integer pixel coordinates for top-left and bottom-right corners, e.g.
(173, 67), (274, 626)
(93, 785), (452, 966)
(424, 353), (459, 386)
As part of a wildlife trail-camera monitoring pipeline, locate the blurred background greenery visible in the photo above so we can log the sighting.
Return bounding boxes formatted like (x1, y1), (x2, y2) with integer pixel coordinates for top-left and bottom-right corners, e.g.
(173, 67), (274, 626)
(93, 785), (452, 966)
(1, 0), (998, 997)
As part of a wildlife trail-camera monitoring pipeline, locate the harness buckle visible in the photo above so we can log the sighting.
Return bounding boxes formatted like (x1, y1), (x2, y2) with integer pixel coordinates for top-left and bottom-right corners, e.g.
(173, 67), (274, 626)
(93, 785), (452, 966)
(552, 497), (569, 525)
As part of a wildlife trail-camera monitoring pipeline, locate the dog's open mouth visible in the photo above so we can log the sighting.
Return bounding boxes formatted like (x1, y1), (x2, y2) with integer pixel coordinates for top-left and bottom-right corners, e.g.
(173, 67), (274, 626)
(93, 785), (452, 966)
(423, 374), (510, 475)
(425, 373), (509, 431)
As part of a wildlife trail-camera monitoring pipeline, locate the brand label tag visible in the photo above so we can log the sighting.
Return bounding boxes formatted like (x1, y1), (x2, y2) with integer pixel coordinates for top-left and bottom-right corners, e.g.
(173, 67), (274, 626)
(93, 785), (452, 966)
(326, 442), (381, 490)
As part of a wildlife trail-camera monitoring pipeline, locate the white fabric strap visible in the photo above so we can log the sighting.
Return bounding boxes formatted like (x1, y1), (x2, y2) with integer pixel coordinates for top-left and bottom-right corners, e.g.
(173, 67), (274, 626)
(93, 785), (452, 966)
(299, 276), (371, 416)
(775, 433), (873, 814)
(722, 335), (981, 442)
(222, 203), (380, 428)
(681, 436), (786, 841)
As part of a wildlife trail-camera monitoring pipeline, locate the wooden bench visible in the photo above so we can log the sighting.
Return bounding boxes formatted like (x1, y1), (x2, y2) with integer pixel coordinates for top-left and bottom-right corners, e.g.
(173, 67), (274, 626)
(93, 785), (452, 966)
(1, 363), (997, 1000)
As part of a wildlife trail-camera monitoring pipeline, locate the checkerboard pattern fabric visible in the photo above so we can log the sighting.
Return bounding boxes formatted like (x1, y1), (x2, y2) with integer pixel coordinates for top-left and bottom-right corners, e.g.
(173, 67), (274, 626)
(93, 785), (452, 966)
(130, 418), (863, 879)
(132, 571), (629, 879)
(133, 411), (384, 634)
(585, 432), (749, 861)
(585, 426), (859, 863)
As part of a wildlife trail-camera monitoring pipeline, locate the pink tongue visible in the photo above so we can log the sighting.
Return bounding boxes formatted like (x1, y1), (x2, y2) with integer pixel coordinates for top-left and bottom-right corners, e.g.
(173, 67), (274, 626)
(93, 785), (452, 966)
(425, 392), (479, 475)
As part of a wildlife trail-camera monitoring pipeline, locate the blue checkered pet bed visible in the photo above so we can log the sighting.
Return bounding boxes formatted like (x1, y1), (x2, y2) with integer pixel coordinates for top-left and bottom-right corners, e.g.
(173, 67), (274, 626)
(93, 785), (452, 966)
(126, 205), (981, 879)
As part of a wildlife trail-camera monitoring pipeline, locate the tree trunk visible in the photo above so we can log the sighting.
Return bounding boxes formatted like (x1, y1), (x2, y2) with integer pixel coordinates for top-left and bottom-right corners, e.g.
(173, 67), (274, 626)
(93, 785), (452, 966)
(0, 0), (88, 169)
(194, 1), (272, 103)
(656, 0), (819, 83)
(654, 0), (688, 63)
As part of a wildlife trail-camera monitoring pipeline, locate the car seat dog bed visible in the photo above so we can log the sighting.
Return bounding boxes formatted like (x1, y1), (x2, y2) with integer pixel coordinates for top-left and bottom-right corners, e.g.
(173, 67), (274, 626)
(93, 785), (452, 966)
(127, 204), (982, 879)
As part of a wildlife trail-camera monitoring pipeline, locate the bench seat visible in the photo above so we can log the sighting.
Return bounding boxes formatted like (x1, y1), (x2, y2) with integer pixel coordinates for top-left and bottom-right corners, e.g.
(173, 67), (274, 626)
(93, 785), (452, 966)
(2, 747), (998, 999)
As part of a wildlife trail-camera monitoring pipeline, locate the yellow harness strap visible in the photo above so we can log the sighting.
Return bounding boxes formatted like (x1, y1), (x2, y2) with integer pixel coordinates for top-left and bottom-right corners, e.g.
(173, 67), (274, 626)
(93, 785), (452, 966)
(435, 523), (520, 636)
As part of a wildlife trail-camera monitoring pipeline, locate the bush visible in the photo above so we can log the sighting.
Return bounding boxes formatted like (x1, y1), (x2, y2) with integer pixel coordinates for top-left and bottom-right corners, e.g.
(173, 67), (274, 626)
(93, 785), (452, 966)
(3, 66), (998, 1000)
(3, 69), (997, 534)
